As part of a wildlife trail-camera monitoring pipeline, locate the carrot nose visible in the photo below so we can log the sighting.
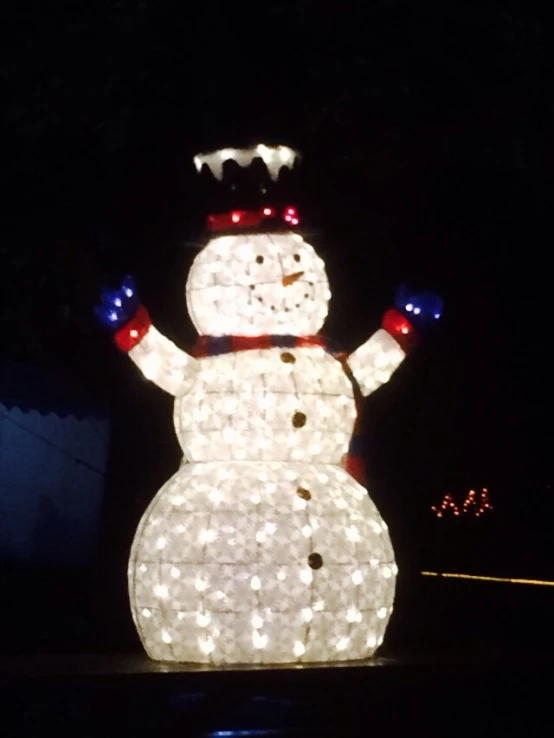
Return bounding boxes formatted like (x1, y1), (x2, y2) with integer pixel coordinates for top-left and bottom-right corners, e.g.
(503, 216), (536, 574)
(282, 271), (304, 286)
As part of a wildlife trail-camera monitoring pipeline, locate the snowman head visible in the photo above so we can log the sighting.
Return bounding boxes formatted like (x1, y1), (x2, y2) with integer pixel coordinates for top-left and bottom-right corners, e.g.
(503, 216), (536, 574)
(186, 233), (331, 336)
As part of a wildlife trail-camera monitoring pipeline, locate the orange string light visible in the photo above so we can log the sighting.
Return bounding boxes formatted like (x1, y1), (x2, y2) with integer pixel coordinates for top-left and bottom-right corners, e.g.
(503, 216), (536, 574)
(421, 571), (554, 587)
(431, 487), (493, 518)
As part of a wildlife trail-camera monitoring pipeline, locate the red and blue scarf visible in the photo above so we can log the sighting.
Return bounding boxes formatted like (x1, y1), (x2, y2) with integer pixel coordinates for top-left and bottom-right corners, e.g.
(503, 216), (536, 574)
(192, 335), (366, 486)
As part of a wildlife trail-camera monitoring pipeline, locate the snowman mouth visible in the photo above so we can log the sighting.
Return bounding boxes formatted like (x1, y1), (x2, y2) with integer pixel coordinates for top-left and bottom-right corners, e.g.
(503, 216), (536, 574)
(249, 281), (314, 313)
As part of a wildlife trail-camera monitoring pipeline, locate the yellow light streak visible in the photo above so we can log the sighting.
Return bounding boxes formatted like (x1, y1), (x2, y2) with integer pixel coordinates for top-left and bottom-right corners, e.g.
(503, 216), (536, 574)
(421, 571), (554, 587)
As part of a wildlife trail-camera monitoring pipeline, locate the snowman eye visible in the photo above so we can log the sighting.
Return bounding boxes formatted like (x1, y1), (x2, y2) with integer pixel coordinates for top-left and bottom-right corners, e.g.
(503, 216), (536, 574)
(293, 254), (300, 262)
(256, 256), (264, 264)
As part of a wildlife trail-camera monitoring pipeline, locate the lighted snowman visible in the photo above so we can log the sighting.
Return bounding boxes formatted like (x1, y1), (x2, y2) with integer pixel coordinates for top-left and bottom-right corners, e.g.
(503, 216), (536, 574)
(96, 145), (442, 665)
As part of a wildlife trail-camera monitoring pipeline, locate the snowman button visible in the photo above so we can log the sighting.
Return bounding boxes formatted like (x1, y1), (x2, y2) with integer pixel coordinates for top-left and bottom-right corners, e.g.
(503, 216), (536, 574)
(280, 351), (296, 364)
(296, 487), (311, 501)
(292, 411), (307, 428)
(308, 552), (323, 570)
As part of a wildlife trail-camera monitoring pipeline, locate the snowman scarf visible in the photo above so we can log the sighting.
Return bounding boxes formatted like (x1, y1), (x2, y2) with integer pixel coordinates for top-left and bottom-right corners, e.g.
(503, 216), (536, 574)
(192, 335), (366, 486)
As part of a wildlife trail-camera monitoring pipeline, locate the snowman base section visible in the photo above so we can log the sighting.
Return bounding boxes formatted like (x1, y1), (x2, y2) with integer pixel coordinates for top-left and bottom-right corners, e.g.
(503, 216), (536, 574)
(128, 461), (397, 665)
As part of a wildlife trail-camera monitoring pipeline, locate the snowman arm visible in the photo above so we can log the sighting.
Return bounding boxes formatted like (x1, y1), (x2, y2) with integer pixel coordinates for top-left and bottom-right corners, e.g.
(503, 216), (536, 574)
(347, 309), (420, 397)
(347, 329), (407, 397)
(114, 306), (199, 396)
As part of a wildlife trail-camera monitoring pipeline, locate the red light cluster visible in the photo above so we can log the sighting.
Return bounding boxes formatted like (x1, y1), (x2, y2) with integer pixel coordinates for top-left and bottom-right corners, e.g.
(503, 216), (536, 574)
(206, 206), (299, 231)
(381, 308), (420, 352)
(283, 207), (299, 226)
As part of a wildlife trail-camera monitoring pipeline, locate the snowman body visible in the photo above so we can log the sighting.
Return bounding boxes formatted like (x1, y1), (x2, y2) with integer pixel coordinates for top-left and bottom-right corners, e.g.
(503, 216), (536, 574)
(119, 184), (410, 665)
(129, 344), (397, 664)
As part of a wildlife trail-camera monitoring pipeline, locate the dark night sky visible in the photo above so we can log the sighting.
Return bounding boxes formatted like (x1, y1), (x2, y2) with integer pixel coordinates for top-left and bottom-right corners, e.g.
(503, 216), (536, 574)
(1, 0), (552, 583)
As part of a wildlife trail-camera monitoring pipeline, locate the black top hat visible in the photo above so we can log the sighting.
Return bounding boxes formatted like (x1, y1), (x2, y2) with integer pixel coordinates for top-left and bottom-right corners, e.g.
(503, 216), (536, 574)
(193, 144), (303, 229)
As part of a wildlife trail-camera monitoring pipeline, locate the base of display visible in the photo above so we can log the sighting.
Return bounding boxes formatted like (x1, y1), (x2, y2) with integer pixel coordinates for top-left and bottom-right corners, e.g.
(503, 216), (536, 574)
(141, 654), (389, 671)
(3, 650), (552, 737)
(1, 651), (390, 677)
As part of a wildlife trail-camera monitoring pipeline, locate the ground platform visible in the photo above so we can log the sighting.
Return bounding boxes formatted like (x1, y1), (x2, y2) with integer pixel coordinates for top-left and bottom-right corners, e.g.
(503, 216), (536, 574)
(2, 650), (552, 737)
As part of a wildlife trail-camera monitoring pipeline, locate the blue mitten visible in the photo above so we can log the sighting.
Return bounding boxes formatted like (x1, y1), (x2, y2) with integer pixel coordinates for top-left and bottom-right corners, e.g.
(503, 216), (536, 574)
(94, 276), (139, 330)
(393, 283), (443, 334)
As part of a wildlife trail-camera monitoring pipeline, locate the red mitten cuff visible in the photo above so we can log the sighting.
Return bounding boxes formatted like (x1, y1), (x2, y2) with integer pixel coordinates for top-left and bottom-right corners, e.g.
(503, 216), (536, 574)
(114, 305), (151, 352)
(382, 308), (421, 353)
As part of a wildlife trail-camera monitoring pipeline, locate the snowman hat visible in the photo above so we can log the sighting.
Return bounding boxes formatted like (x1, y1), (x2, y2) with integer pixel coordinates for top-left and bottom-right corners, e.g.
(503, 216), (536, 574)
(193, 144), (301, 183)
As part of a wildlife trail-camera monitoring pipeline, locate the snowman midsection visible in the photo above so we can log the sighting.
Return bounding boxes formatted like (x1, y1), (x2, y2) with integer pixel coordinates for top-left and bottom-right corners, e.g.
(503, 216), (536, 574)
(173, 347), (358, 463)
(176, 424), (353, 464)
(131, 461), (395, 570)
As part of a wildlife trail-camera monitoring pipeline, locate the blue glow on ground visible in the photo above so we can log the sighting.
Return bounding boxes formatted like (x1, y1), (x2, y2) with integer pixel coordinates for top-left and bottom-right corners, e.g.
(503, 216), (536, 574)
(209, 731), (284, 737)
